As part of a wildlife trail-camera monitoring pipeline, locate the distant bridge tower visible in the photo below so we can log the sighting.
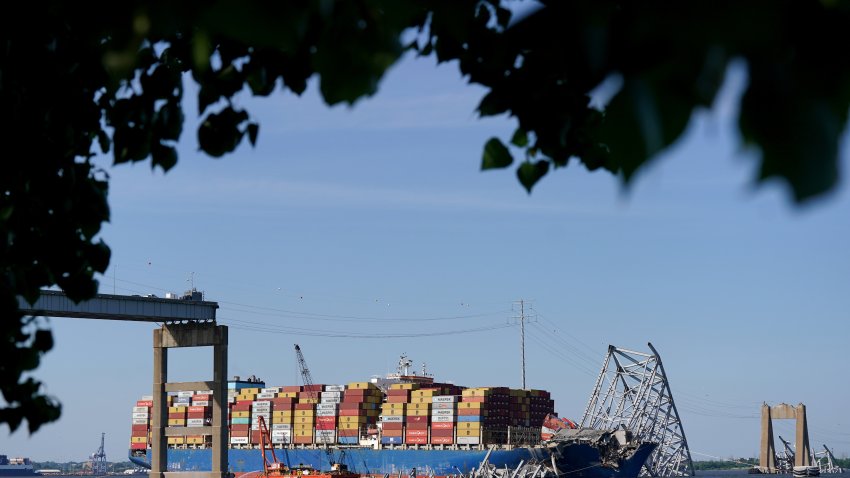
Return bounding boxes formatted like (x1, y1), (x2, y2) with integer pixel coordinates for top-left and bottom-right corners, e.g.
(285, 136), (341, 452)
(580, 343), (694, 477)
(89, 432), (108, 475)
(759, 403), (812, 473)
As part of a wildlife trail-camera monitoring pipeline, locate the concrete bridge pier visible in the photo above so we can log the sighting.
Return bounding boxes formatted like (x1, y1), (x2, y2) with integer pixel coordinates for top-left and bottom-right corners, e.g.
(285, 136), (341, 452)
(150, 323), (228, 478)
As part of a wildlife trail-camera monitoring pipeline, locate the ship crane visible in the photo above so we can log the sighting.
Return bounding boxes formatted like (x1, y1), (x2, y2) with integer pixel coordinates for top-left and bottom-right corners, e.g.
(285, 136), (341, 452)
(294, 344), (349, 472)
(777, 435), (795, 472)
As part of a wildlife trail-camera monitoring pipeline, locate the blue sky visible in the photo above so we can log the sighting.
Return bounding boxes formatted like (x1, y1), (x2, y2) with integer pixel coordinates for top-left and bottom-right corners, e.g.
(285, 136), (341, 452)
(3, 54), (849, 463)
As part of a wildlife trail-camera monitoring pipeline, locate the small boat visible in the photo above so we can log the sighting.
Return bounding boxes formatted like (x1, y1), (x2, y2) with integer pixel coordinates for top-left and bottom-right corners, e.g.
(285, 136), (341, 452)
(792, 466), (820, 477)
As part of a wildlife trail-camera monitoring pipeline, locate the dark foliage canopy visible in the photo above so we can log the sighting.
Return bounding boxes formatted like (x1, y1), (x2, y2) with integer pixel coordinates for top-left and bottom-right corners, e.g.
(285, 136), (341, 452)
(3, 0), (848, 433)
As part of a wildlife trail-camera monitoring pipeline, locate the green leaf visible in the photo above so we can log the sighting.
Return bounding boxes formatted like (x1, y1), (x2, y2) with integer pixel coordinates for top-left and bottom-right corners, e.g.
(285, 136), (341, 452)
(152, 144), (178, 171)
(510, 128), (528, 148)
(517, 160), (550, 193)
(481, 137), (513, 170)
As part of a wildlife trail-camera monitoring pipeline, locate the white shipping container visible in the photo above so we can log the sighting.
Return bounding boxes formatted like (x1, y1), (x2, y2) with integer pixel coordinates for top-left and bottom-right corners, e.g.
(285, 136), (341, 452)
(141, 395), (154, 400)
(192, 400), (210, 406)
(325, 385), (345, 392)
(271, 430), (291, 437)
(199, 390), (214, 395)
(433, 396), (458, 403)
(257, 392), (276, 399)
(177, 391), (194, 398)
(251, 414), (271, 420)
(432, 415), (454, 423)
(187, 418), (205, 427)
(381, 416), (403, 423)
(262, 387), (281, 394)
(456, 436), (480, 445)
(271, 436), (291, 444)
(230, 437), (250, 444)
(320, 397), (340, 404)
(272, 424), (292, 430)
(432, 409), (455, 416)
(316, 403), (338, 411)
(316, 409), (336, 417)
(132, 412), (149, 419)
(252, 403), (271, 411)
(133, 406), (149, 413)
(132, 418), (149, 425)
(320, 391), (341, 399)
(432, 402), (456, 410)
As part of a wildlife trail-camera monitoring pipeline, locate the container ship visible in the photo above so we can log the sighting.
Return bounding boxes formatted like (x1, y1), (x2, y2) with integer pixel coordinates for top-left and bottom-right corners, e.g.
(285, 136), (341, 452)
(128, 357), (653, 477)
(0, 456), (37, 477)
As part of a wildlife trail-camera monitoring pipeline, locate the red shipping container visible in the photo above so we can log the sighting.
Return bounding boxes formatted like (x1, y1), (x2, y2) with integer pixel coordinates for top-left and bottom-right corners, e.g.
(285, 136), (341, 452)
(230, 429), (249, 437)
(430, 436), (454, 445)
(293, 435), (313, 444)
(382, 423), (403, 430)
(295, 403), (315, 410)
(231, 403), (251, 411)
(461, 396), (485, 403)
(193, 394), (211, 401)
(430, 429), (453, 437)
(338, 429), (359, 437)
(407, 416), (428, 423)
(338, 409), (361, 416)
(316, 416), (336, 424)
(303, 384), (324, 392)
(281, 385), (302, 393)
(386, 395), (407, 403)
(132, 424), (149, 431)
(343, 389), (367, 397)
(168, 412), (186, 419)
(315, 422), (335, 430)
(230, 424), (250, 432)
(458, 409), (483, 416)
(250, 430), (263, 443)
(272, 397), (295, 406)
(382, 429), (403, 437)
(188, 406), (207, 413)
(187, 412), (207, 419)
(431, 422), (454, 430)
(406, 430), (427, 437)
(339, 402), (363, 409)
(406, 422), (428, 430)
(130, 443), (148, 450)
(405, 436), (427, 445)
(131, 430), (148, 437)
(136, 400), (153, 407)
(387, 389), (409, 397)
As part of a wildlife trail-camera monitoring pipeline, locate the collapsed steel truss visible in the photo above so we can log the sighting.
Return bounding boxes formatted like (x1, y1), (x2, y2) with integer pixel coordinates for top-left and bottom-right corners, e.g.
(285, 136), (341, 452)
(580, 343), (694, 477)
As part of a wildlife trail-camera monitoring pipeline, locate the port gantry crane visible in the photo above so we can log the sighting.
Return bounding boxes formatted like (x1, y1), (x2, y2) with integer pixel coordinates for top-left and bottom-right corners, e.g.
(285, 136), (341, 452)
(294, 344), (350, 473)
(88, 432), (108, 475)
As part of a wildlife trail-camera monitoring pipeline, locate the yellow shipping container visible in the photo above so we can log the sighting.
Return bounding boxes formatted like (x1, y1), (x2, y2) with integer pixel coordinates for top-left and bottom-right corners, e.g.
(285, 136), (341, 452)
(408, 397), (431, 404)
(242, 388), (262, 395)
(130, 437), (148, 444)
(168, 419), (186, 426)
(339, 416), (367, 424)
(299, 398), (319, 404)
(457, 429), (481, 437)
(277, 392), (298, 398)
(347, 381), (378, 390)
(167, 437), (186, 444)
(462, 388), (492, 397)
(294, 417), (316, 425)
(338, 423), (361, 430)
(405, 409), (430, 417)
(389, 383), (419, 391)
(458, 402), (482, 409)
(295, 410), (315, 417)
(186, 436), (205, 444)
(456, 422), (481, 430)
(381, 409), (404, 416)
(272, 417), (293, 425)
(293, 429), (314, 436)
(236, 394), (256, 401)
(411, 389), (437, 398)
(381, 403), (406, 410)
(231, 411), (250, 418)
(407, 402), (431, 410)
(272, 410), (294, 418)
(169, 406), (187, 413)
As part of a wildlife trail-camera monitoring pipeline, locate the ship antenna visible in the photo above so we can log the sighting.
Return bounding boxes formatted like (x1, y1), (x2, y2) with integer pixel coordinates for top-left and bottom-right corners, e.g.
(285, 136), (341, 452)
(512, 299), (535, 390)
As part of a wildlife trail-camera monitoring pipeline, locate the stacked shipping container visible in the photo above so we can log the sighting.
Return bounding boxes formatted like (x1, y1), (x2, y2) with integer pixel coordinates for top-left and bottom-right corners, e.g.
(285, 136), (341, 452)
(129, 379), (554, 450)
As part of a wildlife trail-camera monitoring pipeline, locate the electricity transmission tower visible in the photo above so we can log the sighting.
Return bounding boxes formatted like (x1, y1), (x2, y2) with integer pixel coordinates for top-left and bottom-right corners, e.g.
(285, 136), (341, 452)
(580, 343), (694, 477)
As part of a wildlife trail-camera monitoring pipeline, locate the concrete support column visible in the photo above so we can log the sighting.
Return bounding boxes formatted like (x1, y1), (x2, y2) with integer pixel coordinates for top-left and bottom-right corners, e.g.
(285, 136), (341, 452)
(795, 404), (811, 467)
(212, 329), (228, 476)
(759, 403), (776, 473)
(151, 329), (168, 478)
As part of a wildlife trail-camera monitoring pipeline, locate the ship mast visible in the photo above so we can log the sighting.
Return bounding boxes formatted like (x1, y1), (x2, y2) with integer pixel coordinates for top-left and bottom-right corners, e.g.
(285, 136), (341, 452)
(513, 300), (529, 390)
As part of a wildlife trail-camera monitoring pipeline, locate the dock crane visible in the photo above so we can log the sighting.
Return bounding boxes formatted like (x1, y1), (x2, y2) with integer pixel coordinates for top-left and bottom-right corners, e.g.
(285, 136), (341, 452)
(258, 416), (289, 477)
(294, 344), (352, 474)
(88, 432), (108, 475)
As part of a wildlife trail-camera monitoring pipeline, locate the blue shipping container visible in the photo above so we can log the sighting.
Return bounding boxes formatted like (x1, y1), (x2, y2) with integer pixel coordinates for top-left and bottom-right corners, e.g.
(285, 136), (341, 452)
(381, 436), (403, 445)
(457, 415), (480, 422)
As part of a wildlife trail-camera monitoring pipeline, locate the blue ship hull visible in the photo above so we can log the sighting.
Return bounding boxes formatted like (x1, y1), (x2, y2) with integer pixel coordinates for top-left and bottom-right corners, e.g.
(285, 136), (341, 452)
(130, 443), (654, 478)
